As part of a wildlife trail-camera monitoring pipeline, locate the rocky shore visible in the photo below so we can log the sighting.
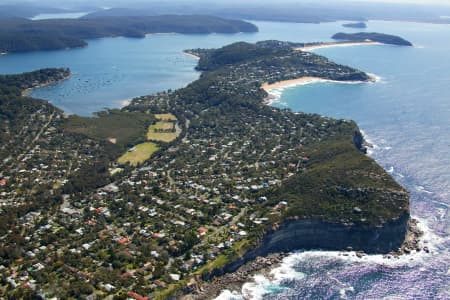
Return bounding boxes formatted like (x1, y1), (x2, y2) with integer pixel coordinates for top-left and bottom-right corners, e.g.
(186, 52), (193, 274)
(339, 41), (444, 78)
(181, 253), (287, 299)
(181, 218), (423, 299)
(388, 218), (425, 257)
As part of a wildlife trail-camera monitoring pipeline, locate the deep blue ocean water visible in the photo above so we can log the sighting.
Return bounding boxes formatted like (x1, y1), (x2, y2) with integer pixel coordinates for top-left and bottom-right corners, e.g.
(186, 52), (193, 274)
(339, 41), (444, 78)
(0, 20), (449, 299)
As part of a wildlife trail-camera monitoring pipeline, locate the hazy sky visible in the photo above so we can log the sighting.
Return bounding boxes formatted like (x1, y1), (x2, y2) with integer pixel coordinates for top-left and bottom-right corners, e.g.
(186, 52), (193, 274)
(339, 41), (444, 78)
(2, 0), (450, 10)
(3, 0), (450, 5)
(354, 0), (450, 4)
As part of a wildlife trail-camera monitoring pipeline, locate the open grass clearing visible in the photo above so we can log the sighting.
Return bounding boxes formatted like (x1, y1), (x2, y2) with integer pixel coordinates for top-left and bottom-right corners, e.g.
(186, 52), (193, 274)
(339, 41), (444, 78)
(147, 120), (180, 143)
(154, 113), (177, 121)
(118, 142), (159, 166)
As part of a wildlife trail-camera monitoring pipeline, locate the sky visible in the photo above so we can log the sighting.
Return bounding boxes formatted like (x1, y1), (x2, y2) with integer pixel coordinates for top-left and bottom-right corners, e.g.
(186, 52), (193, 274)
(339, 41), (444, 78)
(2, 0), (450, 5)
(354, 0), (450, 4)
(1, 0), (450, 12)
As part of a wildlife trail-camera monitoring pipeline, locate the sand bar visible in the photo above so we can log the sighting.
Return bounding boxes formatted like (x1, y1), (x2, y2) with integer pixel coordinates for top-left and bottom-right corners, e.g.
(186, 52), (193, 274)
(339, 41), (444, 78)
(295, 41), (381, 51)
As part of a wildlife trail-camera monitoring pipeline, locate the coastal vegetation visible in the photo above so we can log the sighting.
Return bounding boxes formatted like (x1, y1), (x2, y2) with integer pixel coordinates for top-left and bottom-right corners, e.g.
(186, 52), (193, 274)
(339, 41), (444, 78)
(332, 32), (413, 46)
(64, 109), (153, 149)
(0, 68), (70, 96)
(0, 16), (258, 53)
(0, 41), (408, 299)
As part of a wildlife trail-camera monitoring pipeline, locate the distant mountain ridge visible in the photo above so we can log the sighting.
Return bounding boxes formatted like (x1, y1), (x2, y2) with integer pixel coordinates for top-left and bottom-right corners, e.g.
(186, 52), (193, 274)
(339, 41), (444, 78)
(0, 4), (68, 19)
(0, 15), (258, 53)
(80, 3), (450, 25)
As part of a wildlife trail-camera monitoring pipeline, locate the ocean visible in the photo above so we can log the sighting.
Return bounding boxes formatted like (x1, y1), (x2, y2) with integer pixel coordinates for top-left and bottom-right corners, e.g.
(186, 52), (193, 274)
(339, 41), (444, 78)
(0, 20), (448, 299)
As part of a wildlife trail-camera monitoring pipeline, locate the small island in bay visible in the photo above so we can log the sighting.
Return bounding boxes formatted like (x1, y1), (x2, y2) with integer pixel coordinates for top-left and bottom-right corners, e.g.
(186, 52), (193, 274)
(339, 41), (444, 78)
(343, 22), (367, 28)
(0, 40), (413, 299)
(332, 32), (413, 46)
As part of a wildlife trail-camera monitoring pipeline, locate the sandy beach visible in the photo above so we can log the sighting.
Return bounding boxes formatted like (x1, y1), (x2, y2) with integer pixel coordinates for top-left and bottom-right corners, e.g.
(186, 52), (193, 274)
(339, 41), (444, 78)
(118, 99), (132, 107)
(295, 41), (381, 51)
(21, 75), (72, 97)
(261, 77), (330, 91)
(261, 74), (378, 106)
(183, 52), (200, 60)
(262, 77), (333, 105)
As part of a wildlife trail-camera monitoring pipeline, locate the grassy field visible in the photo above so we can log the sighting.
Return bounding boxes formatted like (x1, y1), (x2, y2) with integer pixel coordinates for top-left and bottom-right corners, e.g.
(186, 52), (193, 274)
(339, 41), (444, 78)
(118, 142), (159, 166)
(154, 113), (177, 121)
(64, 109), (153, 148)
(147, 114), (180, 142)
(152, 122), (174, 130)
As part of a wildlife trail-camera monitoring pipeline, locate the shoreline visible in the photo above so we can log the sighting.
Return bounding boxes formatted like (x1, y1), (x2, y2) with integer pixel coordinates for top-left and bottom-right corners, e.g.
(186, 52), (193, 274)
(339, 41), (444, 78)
(295, 41), (381, 51)
(183, 51), (200, 60)
(261, 75), (377, 106)
(21, 74), (72, 97)
(190, 218), (426, 300)
(182, 253), (288, 299)
(117, 99), (132, 107)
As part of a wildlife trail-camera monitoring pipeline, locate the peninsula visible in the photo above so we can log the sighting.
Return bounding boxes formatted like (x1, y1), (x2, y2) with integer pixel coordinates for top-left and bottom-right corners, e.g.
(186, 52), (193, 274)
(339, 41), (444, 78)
(0, 41), (410, 299)
(332, 32), (413, 46)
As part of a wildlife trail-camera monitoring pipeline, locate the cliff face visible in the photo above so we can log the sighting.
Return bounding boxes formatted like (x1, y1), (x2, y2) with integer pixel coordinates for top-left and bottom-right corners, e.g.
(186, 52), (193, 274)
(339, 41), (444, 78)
(253, 213), (409, 255)
(205, 212), (409, 280)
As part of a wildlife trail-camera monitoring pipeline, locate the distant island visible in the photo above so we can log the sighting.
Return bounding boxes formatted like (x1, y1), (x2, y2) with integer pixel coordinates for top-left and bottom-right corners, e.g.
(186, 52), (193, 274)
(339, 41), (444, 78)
(0, 40), (414, 299)
(333, 32), (413, 46)
(343, 22), (367, 28)
(0, 15), (258, 53)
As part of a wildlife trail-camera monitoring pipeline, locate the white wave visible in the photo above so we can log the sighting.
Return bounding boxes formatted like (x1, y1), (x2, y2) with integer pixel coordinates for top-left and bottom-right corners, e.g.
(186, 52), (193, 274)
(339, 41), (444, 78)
(339, 286), (355, 299)
(366, 72), (384, 83)
(359, 129), (381, 157)
(217, 259), (304, 300)
(215, 289), (244, 300)
(414, 185), (434, 194)
(414, 216), (446, 252)
(392, 171), (406, 180)
(270, 255), (306, 282)
(241, 275), (274, 300)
